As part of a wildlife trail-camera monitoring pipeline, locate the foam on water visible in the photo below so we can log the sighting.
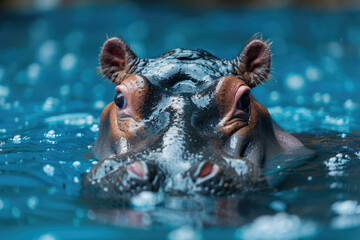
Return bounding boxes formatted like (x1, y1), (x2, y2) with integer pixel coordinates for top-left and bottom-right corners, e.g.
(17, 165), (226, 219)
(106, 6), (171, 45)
(235, 212), (317, 240)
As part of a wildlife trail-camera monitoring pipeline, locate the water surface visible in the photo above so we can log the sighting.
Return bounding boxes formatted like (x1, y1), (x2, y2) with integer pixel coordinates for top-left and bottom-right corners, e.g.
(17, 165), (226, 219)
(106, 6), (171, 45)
(0, 3), (360, 239)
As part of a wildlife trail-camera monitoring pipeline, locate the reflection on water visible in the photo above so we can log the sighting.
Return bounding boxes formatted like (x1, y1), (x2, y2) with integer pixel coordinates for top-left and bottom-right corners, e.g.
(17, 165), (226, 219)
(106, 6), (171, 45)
(0, 2), (360, 240)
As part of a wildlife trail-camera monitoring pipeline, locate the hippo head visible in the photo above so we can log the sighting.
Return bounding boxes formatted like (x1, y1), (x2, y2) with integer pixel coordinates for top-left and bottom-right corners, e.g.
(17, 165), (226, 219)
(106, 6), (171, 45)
(83, 37), (314, 201)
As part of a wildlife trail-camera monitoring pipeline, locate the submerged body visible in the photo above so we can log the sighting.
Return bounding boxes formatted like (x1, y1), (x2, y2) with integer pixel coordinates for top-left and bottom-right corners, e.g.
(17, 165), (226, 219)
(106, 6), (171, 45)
(83, 37), (314, 200)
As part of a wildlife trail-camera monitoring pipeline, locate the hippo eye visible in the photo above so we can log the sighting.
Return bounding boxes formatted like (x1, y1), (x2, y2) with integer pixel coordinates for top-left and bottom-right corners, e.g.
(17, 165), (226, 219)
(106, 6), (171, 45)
(114, 92), (126, 110)
(237, 91), (251, 111)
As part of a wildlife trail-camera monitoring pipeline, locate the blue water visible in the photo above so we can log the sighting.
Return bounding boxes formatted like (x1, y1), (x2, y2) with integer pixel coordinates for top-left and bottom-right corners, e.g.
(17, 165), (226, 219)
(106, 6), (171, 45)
(0, 3), (360, 239)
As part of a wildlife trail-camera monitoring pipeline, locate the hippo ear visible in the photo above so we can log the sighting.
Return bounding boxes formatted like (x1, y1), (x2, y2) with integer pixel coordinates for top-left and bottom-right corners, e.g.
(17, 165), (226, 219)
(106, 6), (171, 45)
(100, 37), (138, 84)
(233, 40), (271, 88)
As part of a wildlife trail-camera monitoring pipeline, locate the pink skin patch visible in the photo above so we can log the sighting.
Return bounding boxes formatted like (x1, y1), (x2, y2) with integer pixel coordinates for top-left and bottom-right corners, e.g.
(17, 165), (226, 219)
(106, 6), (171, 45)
(128, 161), (145, 179)
(199, 162), (220, 178)
(115, 84), (136, 118)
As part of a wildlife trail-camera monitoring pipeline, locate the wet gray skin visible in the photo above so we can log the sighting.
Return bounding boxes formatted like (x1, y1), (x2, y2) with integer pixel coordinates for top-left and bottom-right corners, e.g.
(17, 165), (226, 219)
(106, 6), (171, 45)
(82, 37), (315, 202)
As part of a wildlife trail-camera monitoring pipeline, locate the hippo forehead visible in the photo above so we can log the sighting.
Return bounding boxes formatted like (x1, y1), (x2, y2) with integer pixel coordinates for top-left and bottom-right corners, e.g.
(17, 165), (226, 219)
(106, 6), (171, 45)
(134, 49), (234, 93)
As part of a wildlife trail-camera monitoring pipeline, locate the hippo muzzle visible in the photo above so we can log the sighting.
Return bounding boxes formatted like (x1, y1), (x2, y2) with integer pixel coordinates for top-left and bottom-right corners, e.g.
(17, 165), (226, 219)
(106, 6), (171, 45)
(82, 36), (315, 201)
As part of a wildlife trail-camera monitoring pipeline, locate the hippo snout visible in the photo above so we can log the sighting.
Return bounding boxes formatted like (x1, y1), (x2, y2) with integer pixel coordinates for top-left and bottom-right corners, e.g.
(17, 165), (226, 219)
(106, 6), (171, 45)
(83, 159), (165, 201)
(189, 161), (237, 196)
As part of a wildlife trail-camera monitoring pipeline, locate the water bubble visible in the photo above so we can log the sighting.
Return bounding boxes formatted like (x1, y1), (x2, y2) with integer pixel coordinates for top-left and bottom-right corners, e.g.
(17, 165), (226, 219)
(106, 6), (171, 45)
(168, 225), (202, 240)
(90, 124), (99, 132)
(43, 164), (55, 177)
(38, 233), (57, 240)
(332, 200), (360, 216)
(76, 133), (83, 138)
(328, 41), (344, 59)
(236, 212), (317, 240)
(305, 65), (322, 82)
(336, 153), (343, 158)
(93, 100), (105, 110)
(0, 199), (4, 210)
(12, 207), (21, 218)
(324, 153), (350, 177)
(269, 91), (280, 103)
(285, 73), (305, 91)
(344, 99), (356, 110)
(73, 176), (80, 183)
(42, 97), (59, 112)
(269, 201), (286, 212)
(27, 63), (42, 85)
(313, 92), (322, 103)
(59, 84), (71, 97)
(0, 85), (10, 98)
(27, 196), (39, 210)
(38, 40), (58, 64)
(131, 191), (163, 209)
(45, 130), (56, 138)
(60, 53), (78, 72)
(321, 56), (339, 75)
(13, 135), (21, 144)
(72, 161), (81, 168)
(322, 93), (331, 104)
(323, 115), (349, 127)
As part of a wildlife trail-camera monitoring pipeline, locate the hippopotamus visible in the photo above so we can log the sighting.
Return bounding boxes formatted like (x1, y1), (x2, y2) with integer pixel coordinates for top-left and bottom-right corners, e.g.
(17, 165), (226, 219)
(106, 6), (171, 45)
(83, 36), (315, 201)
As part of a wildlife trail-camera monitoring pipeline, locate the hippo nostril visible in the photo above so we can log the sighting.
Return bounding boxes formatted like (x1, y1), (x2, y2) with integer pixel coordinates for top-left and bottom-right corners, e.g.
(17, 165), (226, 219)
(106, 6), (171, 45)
(199, 162), (220, 179)
(127, 161), (147, 179)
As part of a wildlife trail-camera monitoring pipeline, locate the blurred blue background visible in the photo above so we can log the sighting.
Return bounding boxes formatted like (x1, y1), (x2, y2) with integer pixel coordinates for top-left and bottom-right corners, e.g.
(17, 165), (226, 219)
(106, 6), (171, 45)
(0, 1), (360, 239)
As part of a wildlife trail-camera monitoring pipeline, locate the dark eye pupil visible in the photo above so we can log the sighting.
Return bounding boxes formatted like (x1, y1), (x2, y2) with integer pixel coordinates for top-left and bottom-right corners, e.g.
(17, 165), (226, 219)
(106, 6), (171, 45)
(114, 92), (126, 109)
(237, 93), (251, 110)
